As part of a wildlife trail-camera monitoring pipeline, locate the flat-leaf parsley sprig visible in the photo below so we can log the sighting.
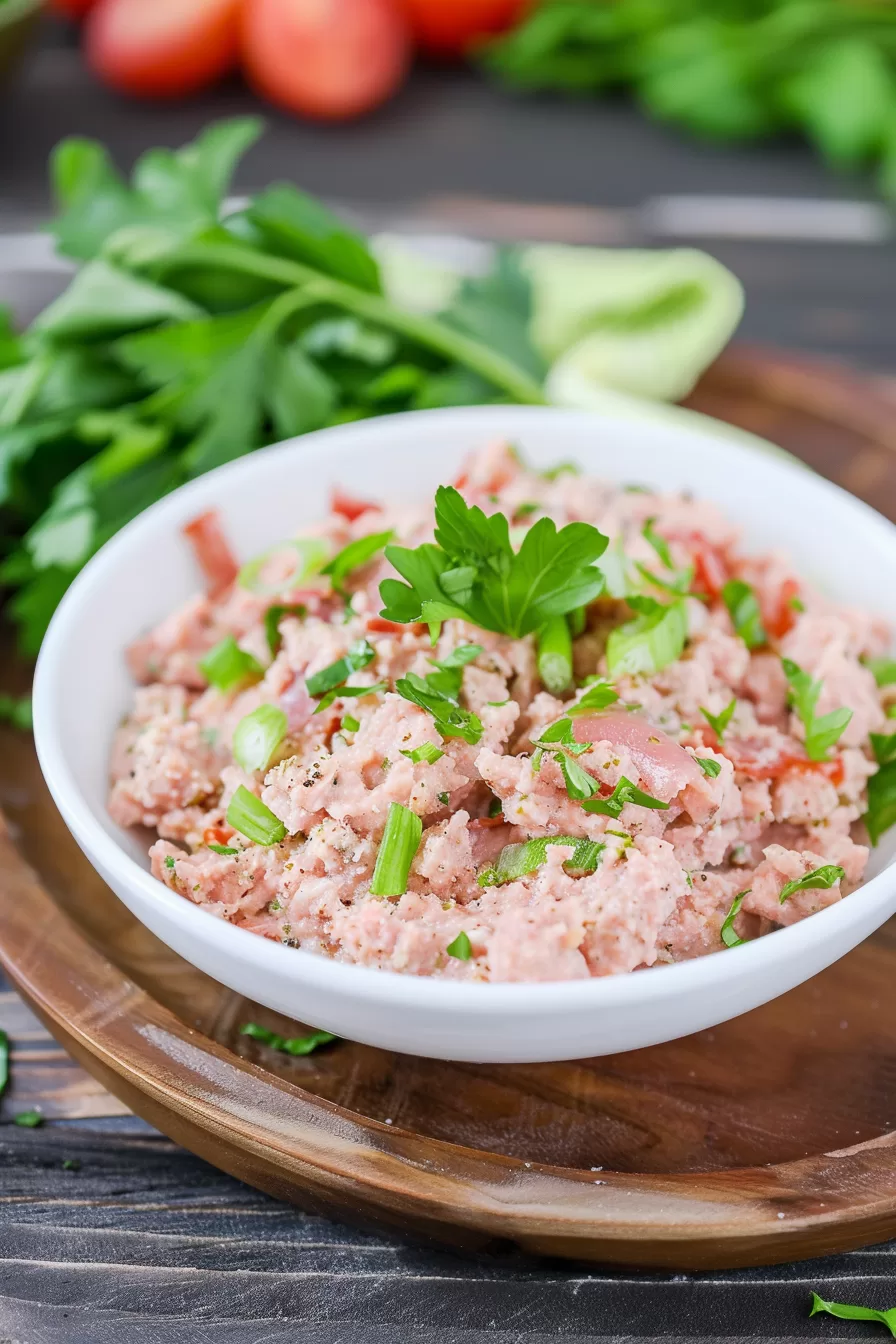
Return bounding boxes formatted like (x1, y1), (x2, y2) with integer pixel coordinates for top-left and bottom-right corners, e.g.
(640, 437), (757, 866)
(782, 658), (853, 761)
(379, 486), (608, 641)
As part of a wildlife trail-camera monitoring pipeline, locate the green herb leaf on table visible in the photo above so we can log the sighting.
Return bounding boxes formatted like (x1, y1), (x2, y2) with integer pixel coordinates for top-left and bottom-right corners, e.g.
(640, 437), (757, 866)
(478, 835), (605, 888)
(240, 1022), (337, 1056)
(782, 658), (852, 762)
(778, 864), (845, 905)
(14, 1109), (43, 1128)
(0, 694), (33, 731)
(810, 1292), (896, 1337)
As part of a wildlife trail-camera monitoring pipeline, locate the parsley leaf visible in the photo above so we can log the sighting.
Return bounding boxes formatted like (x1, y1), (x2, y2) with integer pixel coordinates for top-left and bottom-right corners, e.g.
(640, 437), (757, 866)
(782, 658), (852, 761)
(810, 1291), (896, 1336)
(322, 529), (393, 597)
(380, 486), (607, 640)
(306, 639), (375, 699)
(446, 930), (473, 960)
(701, 699), (736, 739)
(425, 643), (483, 699)
(568, 679), (619, 715)
(865, 761), (896, 846)
(778, 864), (845, 905)
(263, 603), (306, 657)
(240, 1022), (337, 1056)
(871, 732), (896, 767)
(642, 516), (674, 570)
(478, 835), (605, 887)
(582, 776), (670, 819)
(722, 578), (767, 650)
(720, 889), (750, 947)
(395, 672), (483, 745)
(696, 757), (721, 777)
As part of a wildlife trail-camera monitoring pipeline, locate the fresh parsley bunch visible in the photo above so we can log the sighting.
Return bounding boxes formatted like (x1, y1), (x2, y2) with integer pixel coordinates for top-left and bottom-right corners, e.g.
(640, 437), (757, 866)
(380, 484), (609, 640)
(0, 119), (548, 655)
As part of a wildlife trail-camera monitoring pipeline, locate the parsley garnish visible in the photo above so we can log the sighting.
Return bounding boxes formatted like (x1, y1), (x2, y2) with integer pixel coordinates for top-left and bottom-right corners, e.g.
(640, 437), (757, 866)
(871, 732), (896, 766)
(446, 931), (473, 960)
(778, 864), (845, 904)
(696, 757), (721, 778)
(865, 760), (896, 845)
(582, 776), (670, 819)
(240, 1023), (337, 1056)
(208, 843), (240, 856)
(782, 658), (852, 761)
(720, 889), (749, 947)
(306, 640), (385, 712)
(264, 603), (307, 656)
(425, 643), (483, 699)
(379, 486), (607, 640)
(164, 855), (176, 870)
(642, 516), (673, 570)
(395, 672), (482, 745)
(531, 718), (598, 801)
(810, 1292), (896, 1336)
(606, 596), (687, 677)
(322, 529), (393, 597)
(867, 657), (896, 687)
(478, 835), (605, 887)
(568, 679), (619, 715)
(701, 699), (736, 739)
(722, 578), (767, 650)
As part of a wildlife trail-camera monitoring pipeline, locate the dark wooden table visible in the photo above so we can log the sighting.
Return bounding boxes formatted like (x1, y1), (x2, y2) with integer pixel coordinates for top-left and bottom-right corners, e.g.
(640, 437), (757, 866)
(4, 22), (896, 1343)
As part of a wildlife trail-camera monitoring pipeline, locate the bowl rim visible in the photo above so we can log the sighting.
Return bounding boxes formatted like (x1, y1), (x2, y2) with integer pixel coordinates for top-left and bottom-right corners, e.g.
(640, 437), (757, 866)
(33, 402), (896, 1014)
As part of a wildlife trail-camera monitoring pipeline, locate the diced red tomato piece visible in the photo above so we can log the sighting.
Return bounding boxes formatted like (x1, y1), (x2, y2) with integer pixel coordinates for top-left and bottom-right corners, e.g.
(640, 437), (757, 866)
(720, 738), (844, 786)
(204, 824), (234, 847)
(766, 578), (801, 642)
(366, 617), (426, 635)
(331, 487), (380, 522)
(183, 510), (239, 597)
(690, 540), (729, 601)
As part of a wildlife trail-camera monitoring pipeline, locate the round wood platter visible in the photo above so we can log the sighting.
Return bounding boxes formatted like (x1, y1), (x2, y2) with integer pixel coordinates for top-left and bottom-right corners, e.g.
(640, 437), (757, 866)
(4, 344), (896, 1272)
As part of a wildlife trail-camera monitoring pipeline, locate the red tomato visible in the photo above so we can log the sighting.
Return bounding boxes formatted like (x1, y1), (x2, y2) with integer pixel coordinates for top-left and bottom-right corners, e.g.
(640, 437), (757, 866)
(400, 0), (529, 59)
(331, 487), (381, 521)
(765, 577), (801, 642)
(204, 825), (236, 847)
(50, 0), (100, 18)
(241, 0), (411, 122)
(183, 510), (239, 597)
(85, 0), (242, 98)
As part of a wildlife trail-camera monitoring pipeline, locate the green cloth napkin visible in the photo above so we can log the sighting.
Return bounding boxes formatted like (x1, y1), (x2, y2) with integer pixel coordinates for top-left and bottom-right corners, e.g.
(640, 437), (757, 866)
(373, 235), (744, 404)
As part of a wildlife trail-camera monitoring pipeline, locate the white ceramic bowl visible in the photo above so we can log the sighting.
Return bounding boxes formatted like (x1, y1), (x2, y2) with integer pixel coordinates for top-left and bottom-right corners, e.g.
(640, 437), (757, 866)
(33, 404), (896, 1063)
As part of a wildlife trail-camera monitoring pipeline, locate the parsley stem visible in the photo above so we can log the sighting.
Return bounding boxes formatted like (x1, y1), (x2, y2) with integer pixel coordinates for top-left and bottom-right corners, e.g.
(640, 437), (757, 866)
(157, 244), (547, 406)
(537, 615), (573, 694)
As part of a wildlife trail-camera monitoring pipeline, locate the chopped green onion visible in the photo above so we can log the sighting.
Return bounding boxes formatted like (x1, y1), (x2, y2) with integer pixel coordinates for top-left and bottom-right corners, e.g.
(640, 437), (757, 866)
(568, 679), (618, 715)
(582, 776), (670, 819)
(322, 530), (393, 596)
(782, 658), (852, 761)
(722, 579), (767, 650)
(568, 605), (587, 637)
(238, 537), (330, 597)
(208, 843), (240, 856)
(233, 703), (288, 773)
(606, 598), (687, 677)
(306, 639), (376, 699)
(720, 889), (750, 947)
(400, 742), (444, 765)
(240, 1023), (336, 1056)
(701, 699), (737, 739)
(164, 855), (176, 870)
(809, 1292), (896, 1335)
(395, 672), (482, 745)
(537, 615), (573, 694)
(342, 714), (360, 733)
(446, 931), (473, 960)
(478, 835), (605, 887)
(264, 603), (306, 657)
(643, 517), (674, 570)
(867, 657), (896, 687)
(14, 1109), (43, 1128)
(369, 802), (422, 898)
(889, 704), (896, 720)
(696, 757), (721, 778)
(226, 785), (287, 846)
(778, 864), (845, 904)
(199, 636), (264, 693)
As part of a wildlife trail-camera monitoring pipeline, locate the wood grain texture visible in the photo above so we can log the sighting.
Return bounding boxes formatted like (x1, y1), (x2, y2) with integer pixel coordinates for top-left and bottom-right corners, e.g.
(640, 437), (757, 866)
(5, 348), (896, 1277)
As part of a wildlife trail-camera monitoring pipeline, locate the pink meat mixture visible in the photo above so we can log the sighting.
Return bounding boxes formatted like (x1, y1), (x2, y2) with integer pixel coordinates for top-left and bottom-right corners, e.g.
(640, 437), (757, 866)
(109, 439), (891, 982)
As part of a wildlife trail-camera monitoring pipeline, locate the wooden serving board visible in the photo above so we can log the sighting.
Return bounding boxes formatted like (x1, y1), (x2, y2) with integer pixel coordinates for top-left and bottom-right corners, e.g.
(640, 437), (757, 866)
(3, 344), (896, 1273)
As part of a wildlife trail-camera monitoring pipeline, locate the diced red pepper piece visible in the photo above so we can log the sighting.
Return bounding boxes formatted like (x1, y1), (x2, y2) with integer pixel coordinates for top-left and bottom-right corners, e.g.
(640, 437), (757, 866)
(183, 510), (239, 598)
(331, 487), (380, 522)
